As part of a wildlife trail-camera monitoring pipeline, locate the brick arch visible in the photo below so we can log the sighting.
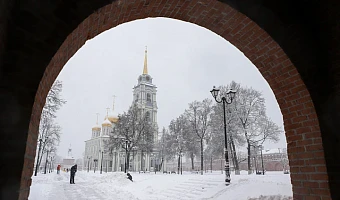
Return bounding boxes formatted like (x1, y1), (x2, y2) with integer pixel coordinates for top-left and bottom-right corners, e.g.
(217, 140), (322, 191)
(22, 0), (330, 199)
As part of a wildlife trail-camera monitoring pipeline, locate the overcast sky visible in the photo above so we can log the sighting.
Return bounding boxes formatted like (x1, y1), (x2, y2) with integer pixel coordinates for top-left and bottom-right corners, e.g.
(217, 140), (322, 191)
(54, 17), (286, 159)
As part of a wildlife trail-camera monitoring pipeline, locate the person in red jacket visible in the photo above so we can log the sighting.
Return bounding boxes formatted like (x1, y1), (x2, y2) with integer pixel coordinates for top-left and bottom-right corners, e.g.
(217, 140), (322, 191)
(57, 165), (61, 174)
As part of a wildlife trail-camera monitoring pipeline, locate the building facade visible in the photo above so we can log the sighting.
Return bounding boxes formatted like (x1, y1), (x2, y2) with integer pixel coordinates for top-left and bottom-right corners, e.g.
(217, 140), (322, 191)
(84, 47), (162, 173)
(84, 105), (118, 172)
(238, 148), (290, 172)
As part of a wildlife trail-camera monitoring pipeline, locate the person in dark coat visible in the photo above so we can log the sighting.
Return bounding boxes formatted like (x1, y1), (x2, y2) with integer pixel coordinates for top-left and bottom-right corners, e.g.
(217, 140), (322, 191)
(70, 164), (77, 184)
(127, 173), (133, 182)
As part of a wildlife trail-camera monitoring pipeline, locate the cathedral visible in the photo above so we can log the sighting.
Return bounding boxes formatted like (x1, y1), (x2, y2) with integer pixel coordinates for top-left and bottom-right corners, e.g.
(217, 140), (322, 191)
(84, 47), (164, 173)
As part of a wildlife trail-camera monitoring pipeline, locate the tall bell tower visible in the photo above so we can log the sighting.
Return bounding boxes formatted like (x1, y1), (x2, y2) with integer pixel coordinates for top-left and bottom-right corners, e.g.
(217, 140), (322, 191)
(132, 47), (158, 142)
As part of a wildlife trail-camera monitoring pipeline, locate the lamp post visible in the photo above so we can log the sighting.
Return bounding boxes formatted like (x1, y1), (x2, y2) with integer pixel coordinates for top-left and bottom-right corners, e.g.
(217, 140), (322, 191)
(94, 159), (98, 173)
(51, 156), (55, 173)
(124, 140), (131, 173)
(87, 156), (91, 172)
(109, 151), (113, 172)
(100, 149), (104, 174)
(210, 86), (236, 185)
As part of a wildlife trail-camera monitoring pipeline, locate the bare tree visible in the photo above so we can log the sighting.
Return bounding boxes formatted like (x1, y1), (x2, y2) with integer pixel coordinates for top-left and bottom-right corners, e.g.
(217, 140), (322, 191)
(37, 122), (61, 169)
(233, 86), (265, 174)
(254, 116), (281, 145)
(41, 80), (66, 119)
(106, 104), (154, 171)
(182, 119), (200, 171)
(166, 116), (187, 174)
(35, 80), (65, 176)
(185, 99), (212, 175)
(159, 127), (168, 172)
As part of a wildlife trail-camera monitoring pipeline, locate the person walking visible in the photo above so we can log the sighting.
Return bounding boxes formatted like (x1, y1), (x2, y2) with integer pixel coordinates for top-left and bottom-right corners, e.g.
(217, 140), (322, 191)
(57, 165), (60, 174)
(70, 164), (77, 184)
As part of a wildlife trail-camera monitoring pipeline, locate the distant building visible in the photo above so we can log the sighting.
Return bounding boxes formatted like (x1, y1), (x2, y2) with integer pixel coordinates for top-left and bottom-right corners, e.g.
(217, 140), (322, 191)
(61, 145), (75, 170)
(238, 148), (290, 172)
(163, 148), (290, 173)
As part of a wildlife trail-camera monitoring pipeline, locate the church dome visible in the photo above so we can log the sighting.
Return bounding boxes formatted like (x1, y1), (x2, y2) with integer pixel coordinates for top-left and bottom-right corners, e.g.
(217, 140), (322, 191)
(92, 124), (101, 131)
(108, 112), (119, 123)
(102, 118), (112, 127)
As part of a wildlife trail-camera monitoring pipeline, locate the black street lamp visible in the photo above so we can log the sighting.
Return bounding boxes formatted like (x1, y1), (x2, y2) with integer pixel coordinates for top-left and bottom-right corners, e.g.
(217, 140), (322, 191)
(124, 140), (131, 173)
(100, 150), (104, 174)
(87, 156), (91, 172)
(94, 159), (98, 173)
(109, 150), (113, 173)
(51, 156), (54, 173)
(210, 86), (236, 185)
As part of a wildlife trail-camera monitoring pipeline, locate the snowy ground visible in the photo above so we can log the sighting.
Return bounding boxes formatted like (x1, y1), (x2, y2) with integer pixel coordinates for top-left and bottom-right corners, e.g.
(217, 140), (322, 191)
(29, 170), (292, 200)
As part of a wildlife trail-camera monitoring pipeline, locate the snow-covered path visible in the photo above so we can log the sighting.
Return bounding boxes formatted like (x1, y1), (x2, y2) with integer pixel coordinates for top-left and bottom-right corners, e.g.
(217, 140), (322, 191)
(29, 171), (293, 200)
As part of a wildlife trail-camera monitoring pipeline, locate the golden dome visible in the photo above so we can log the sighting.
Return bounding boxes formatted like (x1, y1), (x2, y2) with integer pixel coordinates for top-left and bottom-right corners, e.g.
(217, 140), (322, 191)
(108, 116), (119, 123)
(92, 124), (101, 131)
(102, 118), (112, 127)
(108, 112), (119, 123)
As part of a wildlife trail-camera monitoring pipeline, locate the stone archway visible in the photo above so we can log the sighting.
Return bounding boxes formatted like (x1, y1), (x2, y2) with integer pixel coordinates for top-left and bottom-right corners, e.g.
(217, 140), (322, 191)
(7, 0), (333, 199)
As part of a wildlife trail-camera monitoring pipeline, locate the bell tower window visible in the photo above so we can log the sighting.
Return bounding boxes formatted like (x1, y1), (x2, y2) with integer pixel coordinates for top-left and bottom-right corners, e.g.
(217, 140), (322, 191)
(147, 93), (151, 102)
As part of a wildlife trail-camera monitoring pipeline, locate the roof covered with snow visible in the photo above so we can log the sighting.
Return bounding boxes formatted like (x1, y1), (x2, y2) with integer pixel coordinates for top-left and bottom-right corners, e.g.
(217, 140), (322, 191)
(108, 111), (118, 118)
(92, 124), (101, 129)
(102, 118), (112, 126)
(262, 148), (287, 154)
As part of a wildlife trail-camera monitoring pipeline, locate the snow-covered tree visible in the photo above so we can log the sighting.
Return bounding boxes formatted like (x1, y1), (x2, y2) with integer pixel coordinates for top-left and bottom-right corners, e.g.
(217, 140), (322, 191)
(182, 118), (200, 171)
(35, 80), (65, 176)
(232, 84), (265, 174)
(166, 116), (187, 173)
(185, 99), (212, 175)
(106, 104), (154, 171)
(159, 127), (168, 171)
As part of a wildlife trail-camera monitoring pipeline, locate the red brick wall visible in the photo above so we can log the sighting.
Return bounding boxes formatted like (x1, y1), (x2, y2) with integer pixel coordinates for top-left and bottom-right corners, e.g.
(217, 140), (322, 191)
(22, 0), (331, 199)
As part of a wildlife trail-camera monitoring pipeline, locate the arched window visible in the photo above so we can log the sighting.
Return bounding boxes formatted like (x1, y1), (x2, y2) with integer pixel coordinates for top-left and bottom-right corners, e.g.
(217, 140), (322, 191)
(147, 93), (151, 102)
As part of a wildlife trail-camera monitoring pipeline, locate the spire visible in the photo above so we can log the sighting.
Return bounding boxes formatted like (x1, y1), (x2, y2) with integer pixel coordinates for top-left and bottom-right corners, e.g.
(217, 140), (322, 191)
(106, 108), (110, 118)
(143, 46), (148, 75)
(112, 95), (116, 112)
(96, 113), (99, 124)
(68, 144), (72, 157)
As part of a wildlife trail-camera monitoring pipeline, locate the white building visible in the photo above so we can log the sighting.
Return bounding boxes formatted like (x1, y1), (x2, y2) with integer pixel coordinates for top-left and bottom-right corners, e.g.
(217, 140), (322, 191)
(84, 47), (164, 173)
(84, 108), (117, 172)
